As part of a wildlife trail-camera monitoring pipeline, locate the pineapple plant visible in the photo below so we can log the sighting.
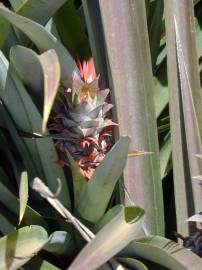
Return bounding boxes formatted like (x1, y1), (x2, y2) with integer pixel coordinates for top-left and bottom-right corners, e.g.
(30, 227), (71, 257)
(49, 58), (116, 180)
(0, 1), (202, 269)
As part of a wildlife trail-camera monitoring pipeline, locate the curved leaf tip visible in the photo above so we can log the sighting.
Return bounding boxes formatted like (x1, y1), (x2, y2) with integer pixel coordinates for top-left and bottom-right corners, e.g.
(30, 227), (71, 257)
(40, 49), (60, 132)
(9, 45), (60, 132)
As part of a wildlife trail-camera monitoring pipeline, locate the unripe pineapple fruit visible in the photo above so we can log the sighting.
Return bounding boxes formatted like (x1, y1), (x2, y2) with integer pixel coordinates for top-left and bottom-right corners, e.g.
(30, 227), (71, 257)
(50, 58), (116, 180)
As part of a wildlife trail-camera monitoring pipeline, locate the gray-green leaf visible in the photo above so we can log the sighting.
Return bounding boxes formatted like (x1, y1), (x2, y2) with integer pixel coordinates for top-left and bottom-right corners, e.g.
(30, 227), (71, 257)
(0, 225), (48, 270)
(75, 136), (131, 223)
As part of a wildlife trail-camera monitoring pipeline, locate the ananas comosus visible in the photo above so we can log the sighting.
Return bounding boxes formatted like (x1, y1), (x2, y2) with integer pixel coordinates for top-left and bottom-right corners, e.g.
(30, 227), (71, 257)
(50, 58), (116, 180)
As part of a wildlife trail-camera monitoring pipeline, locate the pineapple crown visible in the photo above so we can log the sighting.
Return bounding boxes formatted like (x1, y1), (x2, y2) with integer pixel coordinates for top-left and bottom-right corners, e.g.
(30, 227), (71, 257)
(76, 57), (96, 83)
(51, 57), (116, 138)
(71, 58), (99, 104)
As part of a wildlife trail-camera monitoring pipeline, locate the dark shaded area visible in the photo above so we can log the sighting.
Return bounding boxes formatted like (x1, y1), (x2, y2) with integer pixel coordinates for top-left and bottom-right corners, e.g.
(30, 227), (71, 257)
(118, 257), (170, 270)
(54, 0), (91, 60)
(138, 258), (170, 270)
(195, 0), (202, 29)
(163, 171), (177, 241)
(24, 251), (63, 270)
(0, 0), (11, 7)
(195, 0), (202, 86)
(183, 230), (202, 257)
(0, 132), (20, 194)
(74, 0), (82, 9)
(157, 104), (177, 240)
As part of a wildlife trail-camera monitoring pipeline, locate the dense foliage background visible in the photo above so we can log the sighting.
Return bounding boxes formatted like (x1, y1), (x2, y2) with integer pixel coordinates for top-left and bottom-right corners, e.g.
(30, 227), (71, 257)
(0, 0), (202, 269)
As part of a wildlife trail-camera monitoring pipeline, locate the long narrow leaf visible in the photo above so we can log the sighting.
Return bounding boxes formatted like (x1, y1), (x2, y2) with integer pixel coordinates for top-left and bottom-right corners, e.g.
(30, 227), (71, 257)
(0, 180), (48, 228)
(160, 135), (172, 179)
(147, 0), (164, 70)
(174, 11), (202, 212)
(164, 0), (202, 234)
(99, 0), (164, 235)
(154, 66), (169, 118)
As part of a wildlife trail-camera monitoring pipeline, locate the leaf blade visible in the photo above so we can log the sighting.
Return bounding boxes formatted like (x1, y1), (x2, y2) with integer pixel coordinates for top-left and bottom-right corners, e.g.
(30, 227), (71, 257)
(39, 49), (60, 131)
(69, 206), (144, 270)
(17, 0), (67, 26)
(0, 225), (48, 270)
(19, 171), (28, 224)
(119, 235), (202, 270)
(99, 0), (164, 235)
(0, 50), (71, 208)
(164, 0), (202, 234)
(76, 136), (131, 223)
